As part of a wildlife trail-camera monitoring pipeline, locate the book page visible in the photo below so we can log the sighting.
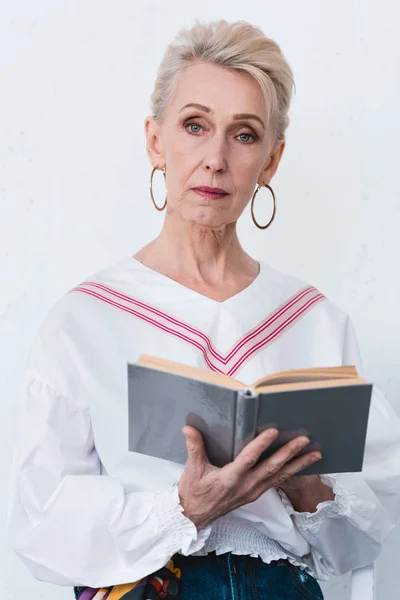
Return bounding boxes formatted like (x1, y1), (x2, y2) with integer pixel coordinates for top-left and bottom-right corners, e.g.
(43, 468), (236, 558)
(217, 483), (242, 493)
(252, 365), (360, 389)
(136, 354), (245, 390)
(255, 376), (366, 394)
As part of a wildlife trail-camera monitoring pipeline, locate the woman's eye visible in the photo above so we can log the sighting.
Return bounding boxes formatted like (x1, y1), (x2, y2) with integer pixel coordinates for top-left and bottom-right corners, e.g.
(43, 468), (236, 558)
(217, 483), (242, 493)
(237, 132), (256, 143)
(186, 123), (203, 134)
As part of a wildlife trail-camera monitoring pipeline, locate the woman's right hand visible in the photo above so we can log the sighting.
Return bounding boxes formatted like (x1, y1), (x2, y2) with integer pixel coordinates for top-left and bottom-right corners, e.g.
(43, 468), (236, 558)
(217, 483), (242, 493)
(178, 426), (322, 530)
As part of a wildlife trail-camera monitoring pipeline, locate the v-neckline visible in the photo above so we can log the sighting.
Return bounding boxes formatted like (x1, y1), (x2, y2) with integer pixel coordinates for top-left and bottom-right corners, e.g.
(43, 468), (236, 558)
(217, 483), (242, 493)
(129, 256), (264, 308)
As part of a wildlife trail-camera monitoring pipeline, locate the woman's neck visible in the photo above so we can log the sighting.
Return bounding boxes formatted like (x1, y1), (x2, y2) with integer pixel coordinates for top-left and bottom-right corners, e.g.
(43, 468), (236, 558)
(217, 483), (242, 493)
(134, 213), (259, 299)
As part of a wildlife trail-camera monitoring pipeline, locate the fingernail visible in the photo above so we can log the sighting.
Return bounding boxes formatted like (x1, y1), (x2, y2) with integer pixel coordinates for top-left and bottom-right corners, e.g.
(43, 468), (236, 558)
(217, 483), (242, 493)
(312, 453), (322, 461)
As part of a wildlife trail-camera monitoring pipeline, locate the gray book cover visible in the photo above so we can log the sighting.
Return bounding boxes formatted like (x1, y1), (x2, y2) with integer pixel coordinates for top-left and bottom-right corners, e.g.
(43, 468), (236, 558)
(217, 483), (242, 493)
(127, 363), (372, 475)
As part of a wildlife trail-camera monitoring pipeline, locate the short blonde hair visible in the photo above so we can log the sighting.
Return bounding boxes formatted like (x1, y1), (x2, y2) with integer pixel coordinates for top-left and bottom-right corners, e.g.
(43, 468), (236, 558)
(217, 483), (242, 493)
(151, 19), (294, 141)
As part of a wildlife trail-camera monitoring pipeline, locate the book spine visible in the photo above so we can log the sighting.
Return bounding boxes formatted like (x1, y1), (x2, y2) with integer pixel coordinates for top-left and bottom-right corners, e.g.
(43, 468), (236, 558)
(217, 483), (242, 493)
(233, 388), (259, 459)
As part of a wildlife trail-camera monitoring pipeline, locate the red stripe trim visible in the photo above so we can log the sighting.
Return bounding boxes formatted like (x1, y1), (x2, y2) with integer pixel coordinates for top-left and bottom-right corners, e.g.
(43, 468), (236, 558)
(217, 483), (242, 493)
(78, 281), (317, 365)
(75, 287), (225, 374)
(223, 287), (316, 361)
(227, 294), (324, 375)
(80, 281), (223, 360)
(74, 285), (325, 376)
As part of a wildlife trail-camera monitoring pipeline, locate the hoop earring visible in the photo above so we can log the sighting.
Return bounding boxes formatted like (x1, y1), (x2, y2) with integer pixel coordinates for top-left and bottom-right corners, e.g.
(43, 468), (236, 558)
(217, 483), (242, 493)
(251, 184), (276, 230)
(150, 167), (167, 211)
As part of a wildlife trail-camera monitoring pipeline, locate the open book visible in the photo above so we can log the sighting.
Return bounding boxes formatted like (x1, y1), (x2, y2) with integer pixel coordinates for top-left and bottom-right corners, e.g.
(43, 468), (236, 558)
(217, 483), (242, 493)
(127, 355), (372, 475)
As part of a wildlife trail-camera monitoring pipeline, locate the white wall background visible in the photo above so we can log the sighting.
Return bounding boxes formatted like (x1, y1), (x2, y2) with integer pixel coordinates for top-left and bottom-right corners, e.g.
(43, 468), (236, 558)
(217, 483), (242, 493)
(1, 1), (399, 598)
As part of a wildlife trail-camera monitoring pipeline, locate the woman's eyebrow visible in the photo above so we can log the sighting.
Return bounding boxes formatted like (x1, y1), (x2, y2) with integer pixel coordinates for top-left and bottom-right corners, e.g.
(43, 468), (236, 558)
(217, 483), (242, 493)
(179, 104), (265, 129)
(180, 103), (211, 113)
(233, 114), (265, 129)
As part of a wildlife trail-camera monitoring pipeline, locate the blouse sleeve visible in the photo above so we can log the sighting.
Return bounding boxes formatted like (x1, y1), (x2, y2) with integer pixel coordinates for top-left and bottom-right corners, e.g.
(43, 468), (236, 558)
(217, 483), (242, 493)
(7, 374), (211, 588)
(279, 317), (400, 578)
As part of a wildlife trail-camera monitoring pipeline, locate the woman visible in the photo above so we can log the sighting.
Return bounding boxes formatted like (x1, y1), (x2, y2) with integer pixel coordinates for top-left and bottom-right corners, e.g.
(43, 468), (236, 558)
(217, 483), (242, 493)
(8, 19), (400, 600)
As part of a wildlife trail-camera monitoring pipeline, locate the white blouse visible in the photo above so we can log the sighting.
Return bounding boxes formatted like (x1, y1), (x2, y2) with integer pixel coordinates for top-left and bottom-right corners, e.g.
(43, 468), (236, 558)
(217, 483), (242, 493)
(7, 256), (400, 588)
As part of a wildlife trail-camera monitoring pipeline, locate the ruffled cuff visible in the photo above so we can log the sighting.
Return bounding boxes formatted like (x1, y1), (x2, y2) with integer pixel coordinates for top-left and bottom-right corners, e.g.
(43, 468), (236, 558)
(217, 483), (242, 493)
(278, 475), (361, 535)
(153, 484), (212, 556)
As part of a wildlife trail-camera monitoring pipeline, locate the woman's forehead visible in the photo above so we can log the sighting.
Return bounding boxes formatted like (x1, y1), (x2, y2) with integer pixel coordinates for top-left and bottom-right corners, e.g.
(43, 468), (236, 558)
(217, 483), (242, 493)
(167, 62), (267, 120)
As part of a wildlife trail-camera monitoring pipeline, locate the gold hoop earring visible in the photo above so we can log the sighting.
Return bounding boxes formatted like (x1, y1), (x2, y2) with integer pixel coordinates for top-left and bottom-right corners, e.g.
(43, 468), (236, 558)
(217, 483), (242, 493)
(251, 184), (276, 230)
(150, 167), (167, 211)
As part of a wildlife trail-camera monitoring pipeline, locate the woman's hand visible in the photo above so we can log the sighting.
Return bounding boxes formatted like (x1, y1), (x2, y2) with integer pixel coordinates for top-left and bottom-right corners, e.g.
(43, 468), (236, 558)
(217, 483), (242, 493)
(279, 475), (335, 513)
(178, 426), (322, 530)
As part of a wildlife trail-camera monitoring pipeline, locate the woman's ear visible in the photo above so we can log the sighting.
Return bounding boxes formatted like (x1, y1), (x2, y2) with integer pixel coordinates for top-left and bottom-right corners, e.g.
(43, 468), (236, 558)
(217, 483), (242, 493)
(144, 116), (166, 169)
(257, 140), (286, 186)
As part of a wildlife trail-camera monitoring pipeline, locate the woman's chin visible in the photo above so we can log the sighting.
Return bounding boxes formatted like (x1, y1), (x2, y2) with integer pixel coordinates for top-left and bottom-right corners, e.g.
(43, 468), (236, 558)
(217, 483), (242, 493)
(181, 207), (235, 230)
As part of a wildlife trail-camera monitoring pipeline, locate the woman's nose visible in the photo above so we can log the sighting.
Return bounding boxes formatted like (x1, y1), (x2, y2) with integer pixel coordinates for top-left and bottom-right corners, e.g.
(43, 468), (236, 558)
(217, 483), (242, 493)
(203, 136), (227, 173)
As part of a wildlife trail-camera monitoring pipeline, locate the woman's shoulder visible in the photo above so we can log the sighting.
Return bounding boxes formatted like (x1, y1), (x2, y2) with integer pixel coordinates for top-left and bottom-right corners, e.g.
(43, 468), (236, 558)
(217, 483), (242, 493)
(25, 256), (141, 384)
(36, 256), (135, 326)
(259, 260), (350, 326)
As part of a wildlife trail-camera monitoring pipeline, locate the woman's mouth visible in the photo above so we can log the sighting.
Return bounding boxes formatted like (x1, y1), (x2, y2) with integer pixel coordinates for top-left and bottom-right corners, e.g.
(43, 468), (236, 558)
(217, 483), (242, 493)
(192, 186), (229, 200)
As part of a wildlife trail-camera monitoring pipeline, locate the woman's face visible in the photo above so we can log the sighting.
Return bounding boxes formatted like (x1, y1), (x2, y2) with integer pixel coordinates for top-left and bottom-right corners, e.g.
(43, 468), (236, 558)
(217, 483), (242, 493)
(145, 61), (284, 229)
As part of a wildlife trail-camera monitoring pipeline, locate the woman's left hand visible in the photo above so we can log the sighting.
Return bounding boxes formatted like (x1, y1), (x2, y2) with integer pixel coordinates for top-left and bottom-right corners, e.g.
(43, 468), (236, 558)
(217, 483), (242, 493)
(279, 474), (335, 513)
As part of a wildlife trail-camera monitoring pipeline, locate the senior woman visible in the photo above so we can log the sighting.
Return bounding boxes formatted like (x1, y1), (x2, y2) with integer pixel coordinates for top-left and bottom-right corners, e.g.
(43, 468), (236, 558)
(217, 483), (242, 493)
(8, 19), (400, 600)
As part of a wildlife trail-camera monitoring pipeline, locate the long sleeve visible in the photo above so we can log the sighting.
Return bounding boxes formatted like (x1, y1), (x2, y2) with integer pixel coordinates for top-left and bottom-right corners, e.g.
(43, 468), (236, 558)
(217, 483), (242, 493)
(280, 317), (400, 578)
(7, 374), (211, 588)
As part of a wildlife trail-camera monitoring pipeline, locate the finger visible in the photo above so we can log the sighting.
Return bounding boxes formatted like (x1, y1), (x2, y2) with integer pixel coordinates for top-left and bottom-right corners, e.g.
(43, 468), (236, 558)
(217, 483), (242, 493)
(231, 428), (280, 474)
(182, 426), (210, 469)
(252, 435), (311, 480)
(269, 451), (322, 487)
